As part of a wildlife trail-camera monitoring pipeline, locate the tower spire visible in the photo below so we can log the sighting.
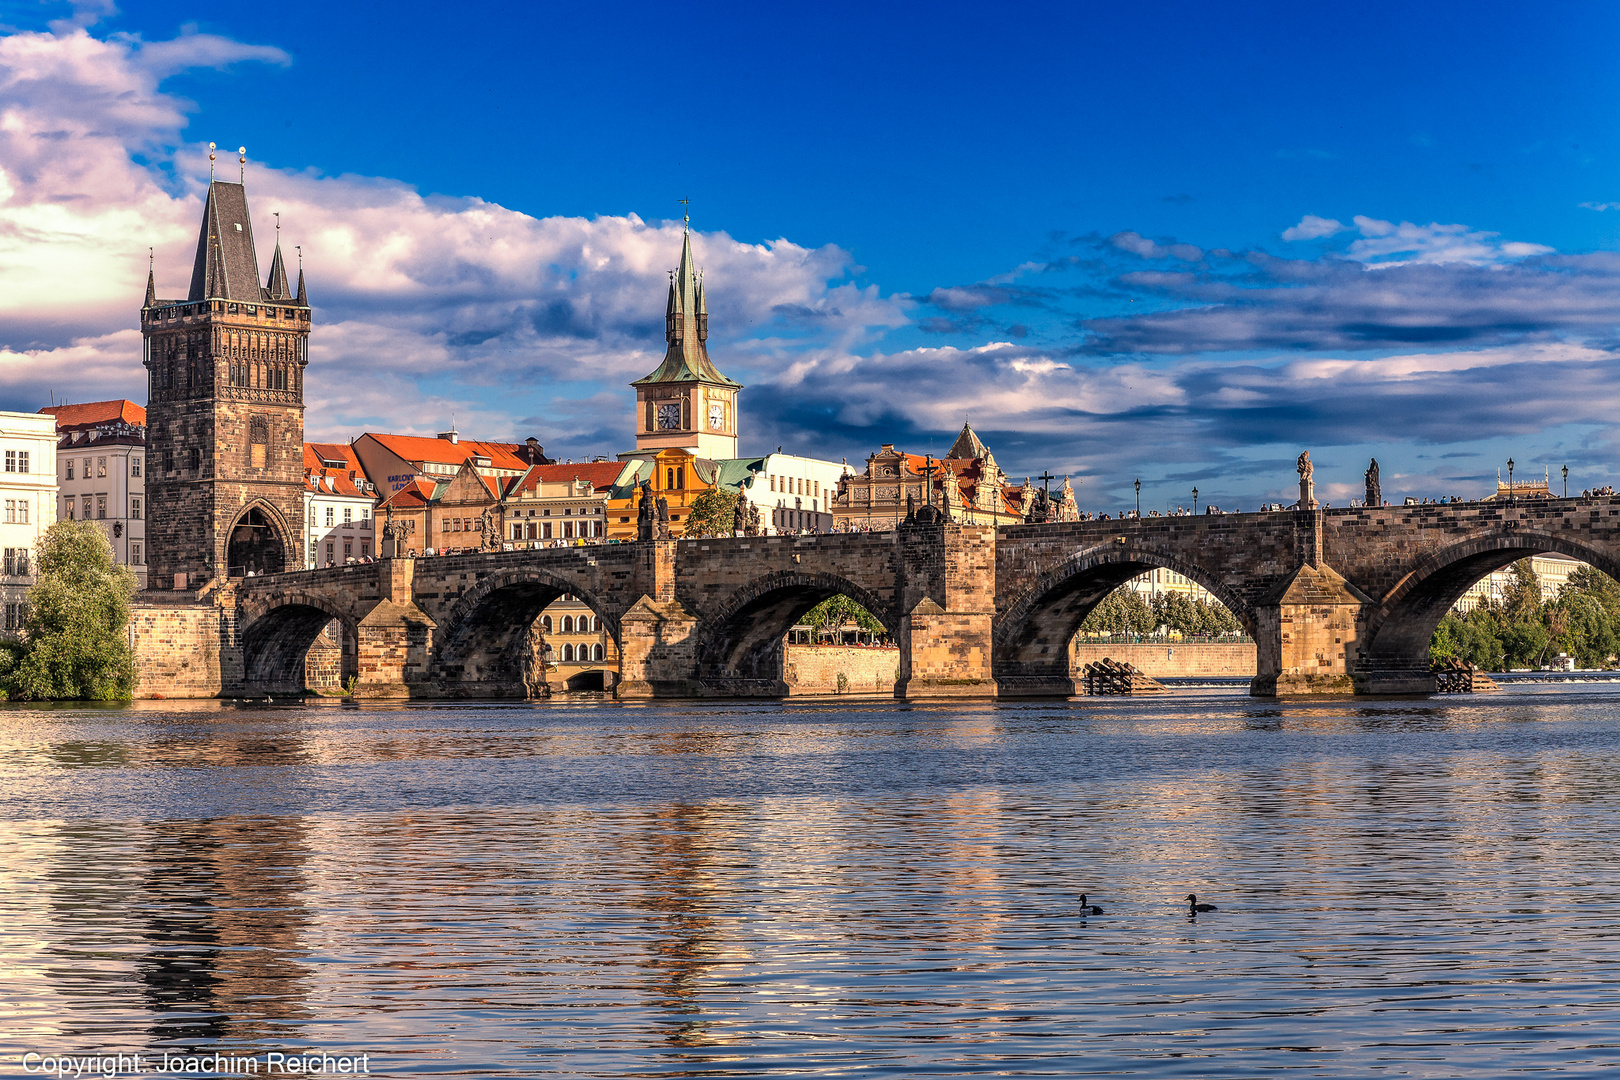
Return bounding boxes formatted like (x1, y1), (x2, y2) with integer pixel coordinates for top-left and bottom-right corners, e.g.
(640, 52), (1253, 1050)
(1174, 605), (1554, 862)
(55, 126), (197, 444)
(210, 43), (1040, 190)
(144, 247), (156, 308)
(295, 245), (307, 305)
(265, 212), (291, 300)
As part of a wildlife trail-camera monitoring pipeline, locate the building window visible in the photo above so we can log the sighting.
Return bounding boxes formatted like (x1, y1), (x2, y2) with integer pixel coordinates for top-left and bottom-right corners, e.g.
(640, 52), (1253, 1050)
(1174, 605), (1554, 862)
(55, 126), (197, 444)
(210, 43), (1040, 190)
(308, 542), (318, 566)
(4, 501), (13, 523)
(64, 499), (73, 521)
(541, 616), (552, 632)
(4, 452), (14, 472)
(325, 542), (335, 564)
(542, 522), (552, 539)
(17, 502), (27, 525)
(325, 507), (335, 527)
(96, 495), (106, 520)
(360, 540), (370, 558)
(187, 447), (200, 471)
(163, 449), (174, 473)
(132, 543), (142, 565)
(81, 496), (91, 520)
(343, 541), (352, 558)
(82, 458), (90, 477)
(65, 460), (73, 480)
(131, 498), (141, 520)
(343, 507), (353, 524)
(97, 457), (106, 478)
(593, 643), (604, 662)
(131, 457), (141, 477)
(562, 643), (575, 662)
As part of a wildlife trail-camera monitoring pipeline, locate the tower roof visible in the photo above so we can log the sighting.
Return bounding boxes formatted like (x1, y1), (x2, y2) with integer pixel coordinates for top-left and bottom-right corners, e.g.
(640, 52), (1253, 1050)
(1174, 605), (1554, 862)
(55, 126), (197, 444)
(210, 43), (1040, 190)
(946, 422), (990, 461)
(633, 223), (740, 389)
(188, 181), (265, 302)
(266, 241), (292, 300)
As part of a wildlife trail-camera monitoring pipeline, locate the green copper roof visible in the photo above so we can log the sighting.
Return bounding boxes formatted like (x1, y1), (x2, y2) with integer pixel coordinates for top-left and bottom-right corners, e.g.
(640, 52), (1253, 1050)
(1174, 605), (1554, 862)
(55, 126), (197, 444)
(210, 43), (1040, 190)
(632, 225), (742, 389)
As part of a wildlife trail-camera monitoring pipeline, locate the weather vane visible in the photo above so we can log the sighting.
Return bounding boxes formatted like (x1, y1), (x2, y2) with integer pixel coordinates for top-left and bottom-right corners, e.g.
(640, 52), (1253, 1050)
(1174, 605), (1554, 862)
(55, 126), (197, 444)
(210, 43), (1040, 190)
(274, 211), (280, 236)
(238, 146), (246, 183)
(678, 196), (690, 227)
(208, 141), (216, 181)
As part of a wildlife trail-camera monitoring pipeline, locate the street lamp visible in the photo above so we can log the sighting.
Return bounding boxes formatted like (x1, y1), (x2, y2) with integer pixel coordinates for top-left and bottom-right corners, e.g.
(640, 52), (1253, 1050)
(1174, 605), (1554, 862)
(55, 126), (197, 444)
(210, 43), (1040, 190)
(1507, 457), (1515, 506)
(1192, 486), (1198, 515)
(1563, 464), (1569, 498)
(1134, 478), (1141, 519)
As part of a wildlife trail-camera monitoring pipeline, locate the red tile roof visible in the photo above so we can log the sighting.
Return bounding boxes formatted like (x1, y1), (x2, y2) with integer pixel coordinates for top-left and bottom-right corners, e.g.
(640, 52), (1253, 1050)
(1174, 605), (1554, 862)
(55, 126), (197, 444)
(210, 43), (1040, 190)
(41, 399), (145, 430)
(365, 433), (534, 472)
(377, 476), (441, 510)
(304, 442), (374, 500)
(508, 461), (626, 495)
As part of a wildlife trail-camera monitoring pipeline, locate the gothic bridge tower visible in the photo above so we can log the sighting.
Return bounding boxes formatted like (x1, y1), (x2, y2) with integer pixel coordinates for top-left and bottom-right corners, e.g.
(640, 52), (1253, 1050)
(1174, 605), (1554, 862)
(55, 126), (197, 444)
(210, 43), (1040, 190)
(141, 178), (310, 588)
(631, 218), (742, 458)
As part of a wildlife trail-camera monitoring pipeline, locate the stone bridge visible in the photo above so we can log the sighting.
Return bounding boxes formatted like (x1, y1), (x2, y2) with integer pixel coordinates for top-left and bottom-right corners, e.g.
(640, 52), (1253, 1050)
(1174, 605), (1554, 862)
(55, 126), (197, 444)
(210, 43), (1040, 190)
(227, 496), (1620, 699)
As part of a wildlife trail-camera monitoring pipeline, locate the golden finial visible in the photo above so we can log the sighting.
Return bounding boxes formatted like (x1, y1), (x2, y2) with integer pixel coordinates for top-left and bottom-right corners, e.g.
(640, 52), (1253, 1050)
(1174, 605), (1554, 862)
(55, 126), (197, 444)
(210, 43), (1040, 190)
(208, 141), (216, 180)
(238, 146), (246, 183)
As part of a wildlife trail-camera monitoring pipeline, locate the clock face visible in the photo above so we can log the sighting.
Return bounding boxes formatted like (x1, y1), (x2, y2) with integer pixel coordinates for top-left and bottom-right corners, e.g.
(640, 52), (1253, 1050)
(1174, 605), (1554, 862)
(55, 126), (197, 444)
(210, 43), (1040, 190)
(709, 403), (724, 431)
(657, 403), (681, 430)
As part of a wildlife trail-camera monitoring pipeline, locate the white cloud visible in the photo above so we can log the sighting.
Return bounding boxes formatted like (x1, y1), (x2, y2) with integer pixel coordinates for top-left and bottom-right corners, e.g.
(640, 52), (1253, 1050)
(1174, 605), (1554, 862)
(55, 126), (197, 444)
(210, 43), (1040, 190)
(1281, 214), (1345, 241)
(1345, 215), (1552, 266)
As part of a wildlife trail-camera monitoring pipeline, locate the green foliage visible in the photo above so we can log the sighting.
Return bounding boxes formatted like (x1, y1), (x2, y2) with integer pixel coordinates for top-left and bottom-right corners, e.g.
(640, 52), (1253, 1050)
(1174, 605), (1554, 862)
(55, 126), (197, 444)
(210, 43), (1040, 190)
(681, 486), (741, 538)
(6, 521), (136, 701)
(1079, 587), (1156, 636)
(1430, 561), (1620, 671)
(802, 594), (885, 635)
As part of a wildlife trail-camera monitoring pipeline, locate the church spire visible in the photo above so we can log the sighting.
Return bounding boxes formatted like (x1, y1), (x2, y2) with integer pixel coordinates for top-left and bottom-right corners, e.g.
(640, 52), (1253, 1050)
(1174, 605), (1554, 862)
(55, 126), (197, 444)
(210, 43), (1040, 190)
(295, 264), (307, 306)
(187, 178), (261, 302)
(632, 215), (739, 390)
(144, 249), (156, 308)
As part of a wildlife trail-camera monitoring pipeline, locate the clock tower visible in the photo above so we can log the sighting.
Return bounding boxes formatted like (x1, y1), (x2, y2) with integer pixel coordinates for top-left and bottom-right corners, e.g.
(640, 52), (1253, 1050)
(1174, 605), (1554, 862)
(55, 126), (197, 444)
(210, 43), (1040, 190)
(631, 220), (741, 458)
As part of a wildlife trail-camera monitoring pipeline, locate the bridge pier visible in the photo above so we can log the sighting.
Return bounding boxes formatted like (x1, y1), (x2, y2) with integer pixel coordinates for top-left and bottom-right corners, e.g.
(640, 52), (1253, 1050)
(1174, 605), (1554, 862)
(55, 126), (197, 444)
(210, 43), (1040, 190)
(351, 559), (436, 700)
(895, 523), (998, 700)
(1250, 561), (1391, 697)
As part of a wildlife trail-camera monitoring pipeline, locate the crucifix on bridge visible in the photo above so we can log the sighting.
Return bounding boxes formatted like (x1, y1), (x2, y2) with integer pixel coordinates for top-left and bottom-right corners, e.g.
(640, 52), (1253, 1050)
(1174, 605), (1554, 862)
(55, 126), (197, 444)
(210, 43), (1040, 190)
(922, 456), (938, 509)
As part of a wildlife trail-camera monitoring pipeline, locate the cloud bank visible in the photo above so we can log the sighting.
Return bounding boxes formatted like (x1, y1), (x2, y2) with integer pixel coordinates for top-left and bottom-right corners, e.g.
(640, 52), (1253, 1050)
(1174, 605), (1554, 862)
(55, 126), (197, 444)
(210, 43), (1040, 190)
(2, 25), (1617, 507)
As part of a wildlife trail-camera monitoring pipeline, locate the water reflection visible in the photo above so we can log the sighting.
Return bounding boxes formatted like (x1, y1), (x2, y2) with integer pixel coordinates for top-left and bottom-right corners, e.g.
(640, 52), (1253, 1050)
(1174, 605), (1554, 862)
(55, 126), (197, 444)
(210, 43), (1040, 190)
(5, 690), (1620, 1074)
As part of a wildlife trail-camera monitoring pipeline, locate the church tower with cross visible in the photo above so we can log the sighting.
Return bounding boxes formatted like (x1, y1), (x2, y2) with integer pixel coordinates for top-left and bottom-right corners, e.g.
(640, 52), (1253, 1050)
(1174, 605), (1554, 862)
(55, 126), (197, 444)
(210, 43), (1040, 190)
(141, 150), (310, 589)
(630, 213), (742, 458)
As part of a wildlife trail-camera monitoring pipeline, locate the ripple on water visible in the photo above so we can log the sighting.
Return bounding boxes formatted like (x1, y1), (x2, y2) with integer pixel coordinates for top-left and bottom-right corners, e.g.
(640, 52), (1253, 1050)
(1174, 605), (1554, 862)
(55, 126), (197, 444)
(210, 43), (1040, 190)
(3, 688), (1620, 1075)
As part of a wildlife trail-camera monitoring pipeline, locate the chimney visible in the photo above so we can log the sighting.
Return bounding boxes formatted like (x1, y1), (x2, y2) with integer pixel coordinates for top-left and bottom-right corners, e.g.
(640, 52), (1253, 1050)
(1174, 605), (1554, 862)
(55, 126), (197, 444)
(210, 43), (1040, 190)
(438, 428), (459, 444)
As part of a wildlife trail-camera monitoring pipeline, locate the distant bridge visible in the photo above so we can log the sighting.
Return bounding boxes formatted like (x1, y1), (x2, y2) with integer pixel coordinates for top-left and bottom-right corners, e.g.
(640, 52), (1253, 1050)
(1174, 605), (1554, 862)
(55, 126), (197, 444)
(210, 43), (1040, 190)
(227, 497), (1620, 698)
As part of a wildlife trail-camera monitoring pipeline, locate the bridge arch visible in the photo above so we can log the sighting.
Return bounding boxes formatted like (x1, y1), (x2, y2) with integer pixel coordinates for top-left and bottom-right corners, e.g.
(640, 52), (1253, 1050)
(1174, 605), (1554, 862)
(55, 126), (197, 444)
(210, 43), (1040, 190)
(430, 567), (618, 697)
(1362, 529), (1620, 667)
(693, 570), (899, 695)
(239, 591), (358, 695)
(994, 543), (1247, 694)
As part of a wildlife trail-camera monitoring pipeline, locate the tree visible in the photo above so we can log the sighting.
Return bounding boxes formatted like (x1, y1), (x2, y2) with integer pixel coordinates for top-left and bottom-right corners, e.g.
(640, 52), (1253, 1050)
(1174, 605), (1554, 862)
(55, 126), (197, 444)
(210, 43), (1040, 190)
(3, 521), (136, 700)
(1080, 586), (1154, 636)
(803, 594), (885, 637)
(683, 486), (740, 538)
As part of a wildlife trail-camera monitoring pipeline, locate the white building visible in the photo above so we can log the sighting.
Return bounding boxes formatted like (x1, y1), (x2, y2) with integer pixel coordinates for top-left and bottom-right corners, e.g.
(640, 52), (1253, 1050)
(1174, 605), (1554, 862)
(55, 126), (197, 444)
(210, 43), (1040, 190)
(43, 400), (145, 588)
(0, 411), (59, 633)
(304, 443), (378, 567)
(1454, 554), (1584, 613)
(739, 452), (848, 534)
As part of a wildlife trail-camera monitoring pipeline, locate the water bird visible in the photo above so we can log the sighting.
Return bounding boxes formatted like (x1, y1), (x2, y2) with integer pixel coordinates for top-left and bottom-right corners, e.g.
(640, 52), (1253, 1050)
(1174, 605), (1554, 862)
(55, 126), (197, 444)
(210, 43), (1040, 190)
(1186, 893), (1217, 913)
(1079, 894), (1104, 915)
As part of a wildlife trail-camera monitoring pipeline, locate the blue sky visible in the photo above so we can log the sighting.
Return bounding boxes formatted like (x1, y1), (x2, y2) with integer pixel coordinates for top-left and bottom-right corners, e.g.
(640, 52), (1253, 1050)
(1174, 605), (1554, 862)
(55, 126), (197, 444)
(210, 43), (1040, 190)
(2, 0), (1620, 510)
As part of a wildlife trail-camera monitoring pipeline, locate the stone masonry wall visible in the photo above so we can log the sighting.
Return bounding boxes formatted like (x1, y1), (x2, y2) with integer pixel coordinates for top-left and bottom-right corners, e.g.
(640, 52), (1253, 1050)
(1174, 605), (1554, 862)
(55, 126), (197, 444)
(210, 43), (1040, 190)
(784, 644), (899, 694)
(131, 598), (233, 698)
(1073, 643), (1257, 677)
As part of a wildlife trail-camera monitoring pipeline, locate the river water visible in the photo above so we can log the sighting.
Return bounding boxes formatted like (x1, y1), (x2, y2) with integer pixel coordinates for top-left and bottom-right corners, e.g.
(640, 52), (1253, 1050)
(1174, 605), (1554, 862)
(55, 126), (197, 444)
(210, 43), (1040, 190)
(5, 686), (1620, 1077)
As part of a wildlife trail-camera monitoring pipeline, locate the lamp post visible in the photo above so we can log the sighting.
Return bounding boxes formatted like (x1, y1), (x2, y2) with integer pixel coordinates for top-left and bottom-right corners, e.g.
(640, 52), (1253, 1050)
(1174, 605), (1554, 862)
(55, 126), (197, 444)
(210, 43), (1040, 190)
(1192, 487), (1198, 515)
(1134, 478), (1141, 519)
(1507, 457), (1515, 506)
(1563, 464), (1569, 498)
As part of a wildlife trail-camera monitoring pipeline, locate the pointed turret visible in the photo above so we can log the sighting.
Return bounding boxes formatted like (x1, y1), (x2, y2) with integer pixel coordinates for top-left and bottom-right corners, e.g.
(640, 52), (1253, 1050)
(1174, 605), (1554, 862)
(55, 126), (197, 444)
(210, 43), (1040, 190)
(295, 266), (307, 306)
(144, 264), (156, 309)
(266, 242), (291, 300)
(695, 270), (708, 341)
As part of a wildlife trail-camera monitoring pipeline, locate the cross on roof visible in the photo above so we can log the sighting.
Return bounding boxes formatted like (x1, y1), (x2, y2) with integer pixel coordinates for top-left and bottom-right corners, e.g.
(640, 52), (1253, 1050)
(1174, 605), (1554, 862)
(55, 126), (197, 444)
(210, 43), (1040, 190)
(1037, 470), (1055, 493)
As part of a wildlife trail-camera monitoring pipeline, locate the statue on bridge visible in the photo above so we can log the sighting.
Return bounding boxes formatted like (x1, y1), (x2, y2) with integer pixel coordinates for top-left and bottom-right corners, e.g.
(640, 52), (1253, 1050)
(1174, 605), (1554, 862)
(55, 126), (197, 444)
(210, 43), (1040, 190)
(381, 506), (414, 558)
(656, 495), (671, 540)
(1297, 450), (1317, 510)
(732, 492), (749, 536)
(636, 480), (656, 541)
(1365, 458), (1381, 508)
(746, 501), (761, 536)
(480, 508), (497, 550)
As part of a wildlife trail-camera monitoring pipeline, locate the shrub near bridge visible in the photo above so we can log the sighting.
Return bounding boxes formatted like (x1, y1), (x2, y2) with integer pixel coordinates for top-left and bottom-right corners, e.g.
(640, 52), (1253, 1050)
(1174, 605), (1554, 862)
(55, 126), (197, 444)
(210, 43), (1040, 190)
(0, 521), (136, 700)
